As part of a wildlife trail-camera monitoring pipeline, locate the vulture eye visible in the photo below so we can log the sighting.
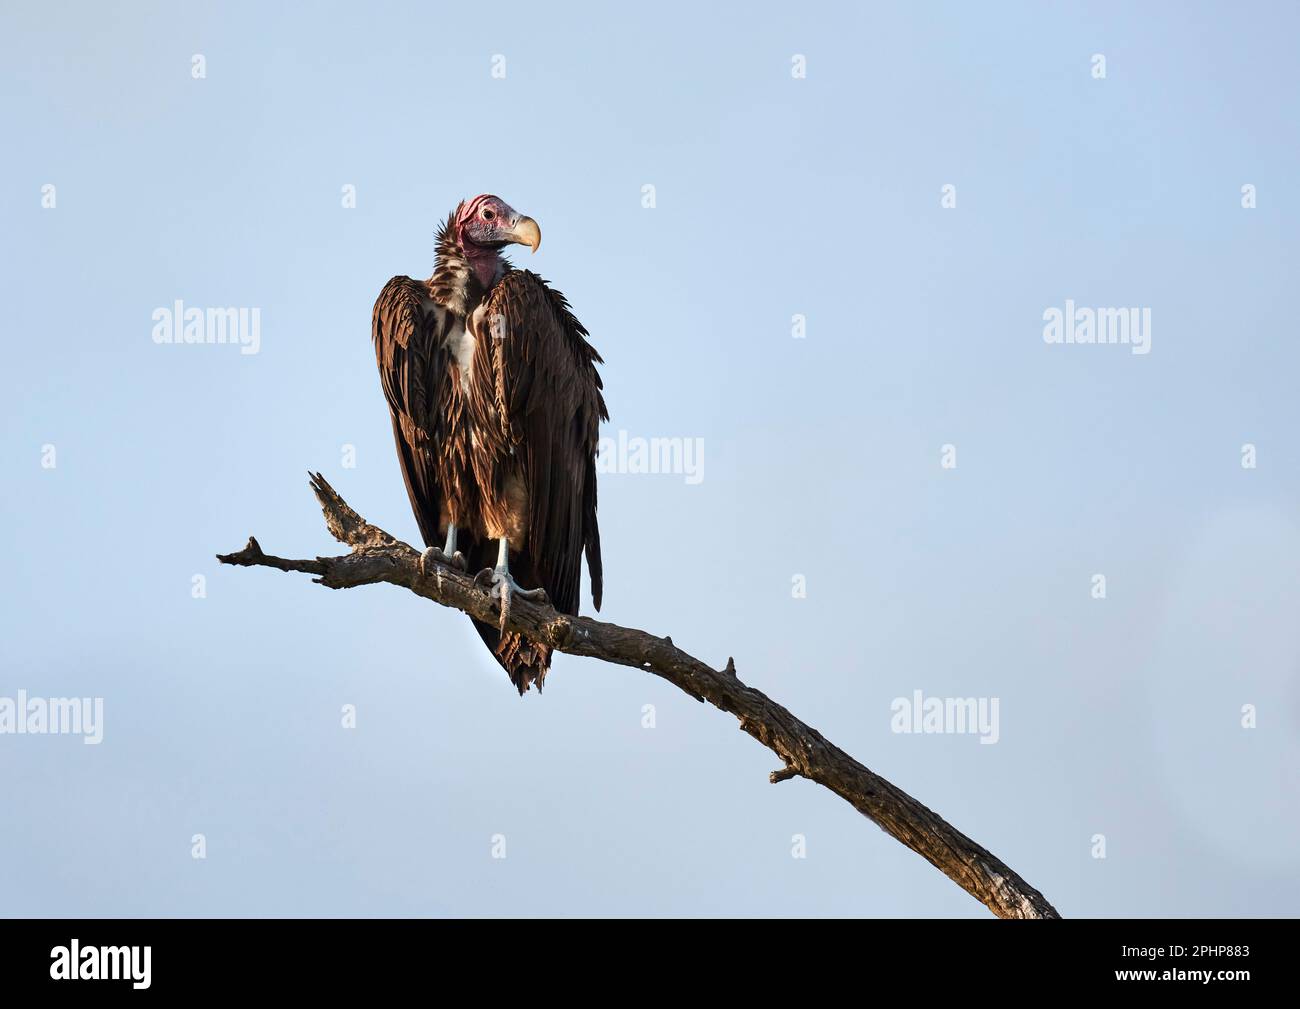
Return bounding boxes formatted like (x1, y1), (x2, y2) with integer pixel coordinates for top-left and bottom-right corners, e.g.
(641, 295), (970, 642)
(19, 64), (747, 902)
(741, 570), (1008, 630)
(482, 208), (496, 221)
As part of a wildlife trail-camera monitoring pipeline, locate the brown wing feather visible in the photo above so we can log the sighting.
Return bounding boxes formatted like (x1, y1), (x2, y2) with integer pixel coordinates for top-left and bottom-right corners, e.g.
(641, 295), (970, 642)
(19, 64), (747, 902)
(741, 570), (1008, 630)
(372, 275), (450, 549)
(478, 269), (606, 619)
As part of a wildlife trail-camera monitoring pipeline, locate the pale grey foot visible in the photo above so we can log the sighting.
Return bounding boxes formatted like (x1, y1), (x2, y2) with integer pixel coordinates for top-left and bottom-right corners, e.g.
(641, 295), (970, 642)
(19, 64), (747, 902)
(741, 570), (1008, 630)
(474, 537), (548, 630)
(420, 523), (467, 577)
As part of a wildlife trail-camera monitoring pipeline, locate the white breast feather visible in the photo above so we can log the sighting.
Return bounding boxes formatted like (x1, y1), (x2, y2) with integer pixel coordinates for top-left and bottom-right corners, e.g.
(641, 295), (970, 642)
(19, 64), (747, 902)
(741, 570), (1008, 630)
(443, 317), (476, 393)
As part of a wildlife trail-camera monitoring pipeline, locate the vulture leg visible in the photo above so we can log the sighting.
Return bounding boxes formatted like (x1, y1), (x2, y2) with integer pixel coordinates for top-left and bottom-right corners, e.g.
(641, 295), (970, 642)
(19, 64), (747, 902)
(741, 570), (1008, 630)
(474, 537), (549, 631)
(420, 523), (467, 576)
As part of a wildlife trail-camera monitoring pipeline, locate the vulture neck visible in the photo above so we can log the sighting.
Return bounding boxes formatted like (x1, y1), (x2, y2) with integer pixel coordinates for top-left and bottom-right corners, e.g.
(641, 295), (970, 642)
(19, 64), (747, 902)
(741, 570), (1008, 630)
(428, 213), (505, 317)
(460, 241), (507, 291)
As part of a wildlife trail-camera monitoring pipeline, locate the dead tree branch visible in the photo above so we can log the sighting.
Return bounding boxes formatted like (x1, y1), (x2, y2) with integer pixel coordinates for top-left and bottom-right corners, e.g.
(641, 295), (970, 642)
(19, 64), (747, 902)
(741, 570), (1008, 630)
(217, 473), (1060, 919)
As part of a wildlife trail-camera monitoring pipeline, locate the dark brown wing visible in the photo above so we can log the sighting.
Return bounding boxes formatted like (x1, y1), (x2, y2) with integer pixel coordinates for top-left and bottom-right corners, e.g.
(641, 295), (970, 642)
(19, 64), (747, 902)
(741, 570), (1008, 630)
(372, 275), (450, 549)
(479, 269), (607, 617)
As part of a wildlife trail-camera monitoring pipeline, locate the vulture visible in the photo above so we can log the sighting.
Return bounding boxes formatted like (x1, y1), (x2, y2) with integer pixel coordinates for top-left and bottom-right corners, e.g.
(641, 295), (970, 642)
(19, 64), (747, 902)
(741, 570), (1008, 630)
(371, 195), (607, 694)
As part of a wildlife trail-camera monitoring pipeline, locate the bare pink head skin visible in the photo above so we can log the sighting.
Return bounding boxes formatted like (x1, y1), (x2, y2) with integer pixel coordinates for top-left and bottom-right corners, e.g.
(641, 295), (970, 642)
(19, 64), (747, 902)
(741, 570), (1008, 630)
(454, 194), (541, 287)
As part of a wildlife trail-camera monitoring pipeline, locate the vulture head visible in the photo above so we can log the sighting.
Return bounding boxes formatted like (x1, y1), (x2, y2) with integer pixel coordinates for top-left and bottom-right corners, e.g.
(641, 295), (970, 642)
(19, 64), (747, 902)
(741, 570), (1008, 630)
(455, 194), (541, 254)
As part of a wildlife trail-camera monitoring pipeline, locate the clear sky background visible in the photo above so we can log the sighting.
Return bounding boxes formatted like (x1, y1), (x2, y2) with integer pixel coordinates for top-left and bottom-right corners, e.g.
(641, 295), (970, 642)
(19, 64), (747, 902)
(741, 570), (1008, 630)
(1, 1), (1297, 917)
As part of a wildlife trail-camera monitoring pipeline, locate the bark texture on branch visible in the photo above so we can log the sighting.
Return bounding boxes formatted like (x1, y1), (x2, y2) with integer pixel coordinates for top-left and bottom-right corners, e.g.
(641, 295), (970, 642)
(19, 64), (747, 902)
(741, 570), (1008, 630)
(217, 473), (1061, 920)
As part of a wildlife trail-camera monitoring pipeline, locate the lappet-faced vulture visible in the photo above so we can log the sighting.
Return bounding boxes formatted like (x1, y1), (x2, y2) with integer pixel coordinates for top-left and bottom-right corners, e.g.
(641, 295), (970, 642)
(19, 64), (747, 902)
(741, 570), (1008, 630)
(372, 195), (607, 693)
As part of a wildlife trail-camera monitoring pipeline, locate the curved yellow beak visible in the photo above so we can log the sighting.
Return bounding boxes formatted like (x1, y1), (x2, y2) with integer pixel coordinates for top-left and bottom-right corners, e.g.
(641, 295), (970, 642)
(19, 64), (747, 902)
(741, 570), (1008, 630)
(509, 216), (541, 254)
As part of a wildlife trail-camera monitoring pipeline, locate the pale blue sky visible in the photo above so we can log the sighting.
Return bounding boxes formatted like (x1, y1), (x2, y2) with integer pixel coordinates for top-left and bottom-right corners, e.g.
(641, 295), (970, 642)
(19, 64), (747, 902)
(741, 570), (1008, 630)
(1, 1), (1297, 916)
